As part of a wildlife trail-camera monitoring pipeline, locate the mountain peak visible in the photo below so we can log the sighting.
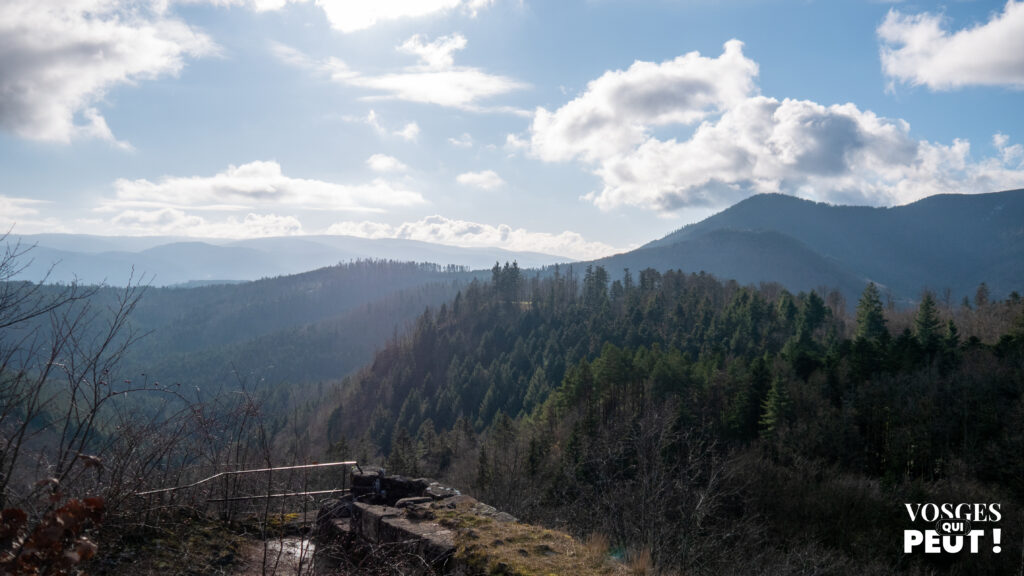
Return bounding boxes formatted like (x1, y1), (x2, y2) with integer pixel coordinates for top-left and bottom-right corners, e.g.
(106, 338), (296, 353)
(613, 190), (1024, 302)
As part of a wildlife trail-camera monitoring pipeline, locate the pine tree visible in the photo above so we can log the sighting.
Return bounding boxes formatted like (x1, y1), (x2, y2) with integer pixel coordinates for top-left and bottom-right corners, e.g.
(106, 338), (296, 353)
(759, 377), (790, 437)
(914, 291), (942, 353)
(800, 291), (829, 334)
(944, 319), (960, 350)
(854, 282), (888, 344)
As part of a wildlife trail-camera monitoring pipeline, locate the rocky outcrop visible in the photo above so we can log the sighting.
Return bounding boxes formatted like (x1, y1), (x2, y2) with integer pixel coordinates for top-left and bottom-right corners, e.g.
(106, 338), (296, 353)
(317, 467), (513, 572)
(316, 468), (623, 575)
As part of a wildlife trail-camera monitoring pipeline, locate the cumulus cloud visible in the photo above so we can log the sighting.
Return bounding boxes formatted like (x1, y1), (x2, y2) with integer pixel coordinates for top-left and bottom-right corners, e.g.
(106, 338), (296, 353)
(0, 0), (215, 144)
(530, 40), (758, 163)
(456, 170), (505, 190)
(327, 215), (618, 260)
(106, 160), (425, 213)
(366, 154), (408, 173)
(879, 1), (1024, 90)
(528, 40), (1024, 211)
(110, 208), (304, 237)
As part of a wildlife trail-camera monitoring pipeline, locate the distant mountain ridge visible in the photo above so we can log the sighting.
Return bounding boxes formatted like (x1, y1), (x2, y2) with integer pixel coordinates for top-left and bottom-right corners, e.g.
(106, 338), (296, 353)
(595, 189), (1024, 302)
(7, 234), (570, 286)
(77, 259), (482, 395)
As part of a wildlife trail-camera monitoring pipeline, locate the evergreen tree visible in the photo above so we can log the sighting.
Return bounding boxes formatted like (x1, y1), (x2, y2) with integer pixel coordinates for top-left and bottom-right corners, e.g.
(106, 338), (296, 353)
(388, 427), (417, 476)
(759, 377), (790, 437)
(944, 319), (960, 350)
(800, 291), (829, 335)
(914, 291), (942, 353)
(854, 282), (888, 343)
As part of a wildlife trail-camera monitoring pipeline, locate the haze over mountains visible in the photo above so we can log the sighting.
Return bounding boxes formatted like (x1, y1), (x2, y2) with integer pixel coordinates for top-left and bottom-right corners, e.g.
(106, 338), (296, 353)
(13, 186), (1009, 415)
(8, 234), (569, 286)
(10, 189), (1024, 305)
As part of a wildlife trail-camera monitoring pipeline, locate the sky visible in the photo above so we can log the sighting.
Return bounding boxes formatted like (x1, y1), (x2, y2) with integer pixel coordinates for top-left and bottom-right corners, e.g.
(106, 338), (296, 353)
(1, 0), (1023, 260)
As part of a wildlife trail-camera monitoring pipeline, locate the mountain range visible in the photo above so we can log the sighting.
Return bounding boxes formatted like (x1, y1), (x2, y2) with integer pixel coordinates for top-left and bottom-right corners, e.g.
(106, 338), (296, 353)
(7, 234), (568, 286)
(593, 189), (1024, 303)
(9, 189), (1023, 304)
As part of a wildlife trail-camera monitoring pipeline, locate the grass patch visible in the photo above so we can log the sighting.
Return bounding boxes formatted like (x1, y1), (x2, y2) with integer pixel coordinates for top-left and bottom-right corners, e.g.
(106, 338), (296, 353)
(433, 502), (625, 576)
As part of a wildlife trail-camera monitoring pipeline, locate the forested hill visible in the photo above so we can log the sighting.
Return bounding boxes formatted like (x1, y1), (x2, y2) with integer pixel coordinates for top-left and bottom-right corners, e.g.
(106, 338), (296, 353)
(316, 265), (1024, 574)
(596, 189), (1024, 303)
(101, 260), (481, 394)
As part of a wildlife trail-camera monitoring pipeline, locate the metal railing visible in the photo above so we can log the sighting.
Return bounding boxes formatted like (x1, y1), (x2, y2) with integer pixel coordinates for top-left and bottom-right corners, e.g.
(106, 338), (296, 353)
(136, 461), (359, 523)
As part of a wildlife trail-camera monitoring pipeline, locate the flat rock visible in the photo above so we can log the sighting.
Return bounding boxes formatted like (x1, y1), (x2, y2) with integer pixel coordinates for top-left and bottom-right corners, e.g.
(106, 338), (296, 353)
(396, 496), (433, 508)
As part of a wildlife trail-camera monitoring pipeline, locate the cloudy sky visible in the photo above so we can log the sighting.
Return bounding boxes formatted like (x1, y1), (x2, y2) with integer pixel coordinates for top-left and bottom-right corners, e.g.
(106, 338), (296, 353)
(2, 0), (1023, 259)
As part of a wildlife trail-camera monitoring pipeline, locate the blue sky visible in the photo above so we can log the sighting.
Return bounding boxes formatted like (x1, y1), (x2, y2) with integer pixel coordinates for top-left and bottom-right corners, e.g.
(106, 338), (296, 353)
(1, 0), (1023, 259)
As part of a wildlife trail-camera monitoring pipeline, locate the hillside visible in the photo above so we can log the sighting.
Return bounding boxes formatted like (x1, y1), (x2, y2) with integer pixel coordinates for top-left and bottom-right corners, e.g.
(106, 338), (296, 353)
(11, 260), (483, 404)
(594, 228), (865, 298)
(313, 263), (1024, 575)
(607, 189), (1024, 302)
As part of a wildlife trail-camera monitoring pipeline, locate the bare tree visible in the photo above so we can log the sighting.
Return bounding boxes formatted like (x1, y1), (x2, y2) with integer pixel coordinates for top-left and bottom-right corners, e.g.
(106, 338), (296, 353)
(0, 234), (162, 572)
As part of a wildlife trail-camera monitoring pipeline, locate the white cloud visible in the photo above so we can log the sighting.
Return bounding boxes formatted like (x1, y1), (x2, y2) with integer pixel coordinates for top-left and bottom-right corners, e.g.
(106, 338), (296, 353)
(0, 196), (67, 234)
(0, 196), (46, 219)
(274, 37), (525, 112)
(528, 40), (1024, 211)
(995, 133), (1024, 165)
(349, 68), (525, 110)
(0, 0), (215, 144)
(311, 0), (495, 33)
(270, 40), (357, 81)
(110, 208), (304, 237)
(349, 34), (527, 110)
(366, 154), (408, 173)
(504, 133), (529, 154)
(327, 215), (618, 260)
(337, 109), (420, 141)
(395, 122), (421, 141)
(456, 170), (505, 190)
(530, 40), (758, 163)
(174, 0), (305, 11)
(449, 133), (474, 148)
(106, 160), (425, 213)
(879, 1), (1024, 90)
(400, 33), (467, 70)
(194, 0), (498, 31)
